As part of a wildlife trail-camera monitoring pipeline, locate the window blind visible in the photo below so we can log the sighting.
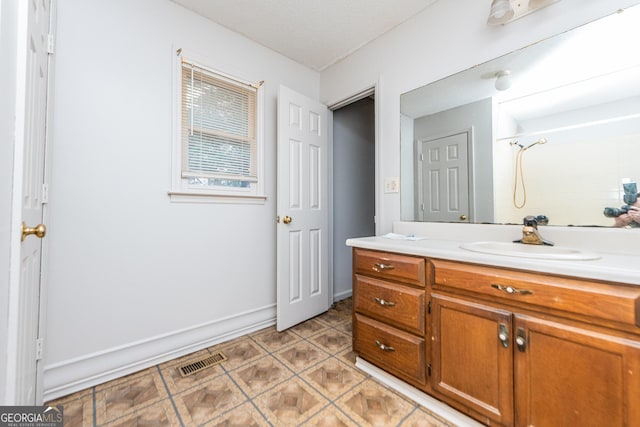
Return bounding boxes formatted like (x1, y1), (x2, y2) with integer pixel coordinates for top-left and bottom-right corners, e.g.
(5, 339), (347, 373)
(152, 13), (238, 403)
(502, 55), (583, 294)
(181, 59), (258, 182)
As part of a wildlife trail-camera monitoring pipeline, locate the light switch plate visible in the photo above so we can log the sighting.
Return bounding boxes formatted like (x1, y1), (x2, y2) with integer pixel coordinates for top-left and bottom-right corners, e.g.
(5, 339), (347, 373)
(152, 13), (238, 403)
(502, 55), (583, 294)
(384, 177), (400, 193)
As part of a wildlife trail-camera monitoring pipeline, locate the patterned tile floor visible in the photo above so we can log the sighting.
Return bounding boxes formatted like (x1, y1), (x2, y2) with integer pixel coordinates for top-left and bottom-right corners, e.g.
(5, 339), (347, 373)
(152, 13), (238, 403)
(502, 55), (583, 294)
(47, 298), (457, 426)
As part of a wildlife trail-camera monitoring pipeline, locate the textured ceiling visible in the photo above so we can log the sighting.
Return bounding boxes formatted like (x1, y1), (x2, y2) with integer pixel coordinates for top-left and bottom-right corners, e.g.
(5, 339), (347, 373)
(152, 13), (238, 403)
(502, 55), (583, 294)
(171, 0), (439, 71)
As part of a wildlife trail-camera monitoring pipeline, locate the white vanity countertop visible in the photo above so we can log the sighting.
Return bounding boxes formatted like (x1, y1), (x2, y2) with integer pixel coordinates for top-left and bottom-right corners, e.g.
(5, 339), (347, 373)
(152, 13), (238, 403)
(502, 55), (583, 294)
(346, 235), (640, 286)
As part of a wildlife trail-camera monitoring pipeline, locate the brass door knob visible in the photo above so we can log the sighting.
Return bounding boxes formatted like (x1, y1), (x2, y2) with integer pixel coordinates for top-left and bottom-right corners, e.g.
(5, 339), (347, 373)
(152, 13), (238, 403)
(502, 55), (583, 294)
(460, 214), (468, 221)
(282, 216), (293, 224)
(21, 222), (46, 241)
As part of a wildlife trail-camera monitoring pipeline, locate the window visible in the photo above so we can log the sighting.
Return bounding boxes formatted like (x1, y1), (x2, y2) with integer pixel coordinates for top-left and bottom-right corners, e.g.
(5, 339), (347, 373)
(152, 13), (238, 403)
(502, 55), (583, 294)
(170, 49), (264, 203)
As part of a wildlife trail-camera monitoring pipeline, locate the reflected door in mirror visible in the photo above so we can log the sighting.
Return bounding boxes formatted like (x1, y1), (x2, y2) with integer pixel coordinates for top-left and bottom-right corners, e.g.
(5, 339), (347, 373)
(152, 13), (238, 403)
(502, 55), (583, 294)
(416, 131), (470, 222)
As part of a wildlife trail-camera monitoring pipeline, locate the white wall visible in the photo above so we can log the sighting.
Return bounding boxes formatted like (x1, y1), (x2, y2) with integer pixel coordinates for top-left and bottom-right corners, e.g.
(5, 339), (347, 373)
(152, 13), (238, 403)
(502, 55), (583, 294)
(320, 0), (640, 233)
(43, 0), (320, 400)
(0, 0), (19, 404)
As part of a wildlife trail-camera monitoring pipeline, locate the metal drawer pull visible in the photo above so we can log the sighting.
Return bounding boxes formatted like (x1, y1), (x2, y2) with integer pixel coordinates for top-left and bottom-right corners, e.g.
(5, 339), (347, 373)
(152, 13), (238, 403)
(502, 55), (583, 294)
(516, 328), (527, 352)
(491, 283), (533, 295)
(375, 340), (396, 352)
(373, 262), (395, 272)
(498, 323), (510, 348)
(374, 297), (396, 307)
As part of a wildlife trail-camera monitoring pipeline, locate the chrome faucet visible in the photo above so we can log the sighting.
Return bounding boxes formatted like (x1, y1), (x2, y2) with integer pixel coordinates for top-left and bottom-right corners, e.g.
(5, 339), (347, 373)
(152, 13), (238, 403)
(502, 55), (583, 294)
(514, 216), (554, 246)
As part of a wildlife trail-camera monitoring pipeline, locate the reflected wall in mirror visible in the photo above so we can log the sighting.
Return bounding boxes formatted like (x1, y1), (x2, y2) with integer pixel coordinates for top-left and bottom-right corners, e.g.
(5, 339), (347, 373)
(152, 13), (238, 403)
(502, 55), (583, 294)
(400, 5), (640, 227)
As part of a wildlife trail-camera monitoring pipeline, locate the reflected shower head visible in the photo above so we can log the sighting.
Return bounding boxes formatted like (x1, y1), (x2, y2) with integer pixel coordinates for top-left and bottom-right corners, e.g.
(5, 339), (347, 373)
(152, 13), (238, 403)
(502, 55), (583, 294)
(524, 138), (548, 150)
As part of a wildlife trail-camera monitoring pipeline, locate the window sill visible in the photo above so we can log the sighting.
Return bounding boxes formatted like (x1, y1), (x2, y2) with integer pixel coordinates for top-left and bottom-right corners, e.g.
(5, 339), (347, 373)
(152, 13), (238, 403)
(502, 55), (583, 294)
(168, 191), (267, 204)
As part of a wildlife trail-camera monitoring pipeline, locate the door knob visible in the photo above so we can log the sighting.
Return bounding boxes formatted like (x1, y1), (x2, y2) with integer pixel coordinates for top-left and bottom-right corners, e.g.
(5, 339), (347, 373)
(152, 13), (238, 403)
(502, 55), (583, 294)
(282, 216), (293, 224)
(460, 214), (468, 221)
(21, 222), (46, 241)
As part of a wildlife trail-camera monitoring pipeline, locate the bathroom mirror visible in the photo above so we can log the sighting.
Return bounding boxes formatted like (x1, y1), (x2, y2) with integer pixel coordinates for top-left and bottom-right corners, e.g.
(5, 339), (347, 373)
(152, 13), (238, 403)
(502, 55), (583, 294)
(400, 5), (640, 227)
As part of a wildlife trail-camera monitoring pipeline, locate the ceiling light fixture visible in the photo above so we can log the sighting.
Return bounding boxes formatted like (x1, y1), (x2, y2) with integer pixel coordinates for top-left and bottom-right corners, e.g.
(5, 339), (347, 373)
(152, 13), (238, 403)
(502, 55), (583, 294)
(487, 0), (514, 25)
(487, 0), (561, 26)
(494, 70), (512, 91)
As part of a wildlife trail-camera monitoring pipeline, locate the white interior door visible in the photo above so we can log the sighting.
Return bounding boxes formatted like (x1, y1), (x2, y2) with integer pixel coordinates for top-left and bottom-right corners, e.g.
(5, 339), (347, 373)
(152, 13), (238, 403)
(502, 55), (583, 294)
(6, 0), (52, 404)
(417, 131), (470, 222)
(276, 85), (330, 331)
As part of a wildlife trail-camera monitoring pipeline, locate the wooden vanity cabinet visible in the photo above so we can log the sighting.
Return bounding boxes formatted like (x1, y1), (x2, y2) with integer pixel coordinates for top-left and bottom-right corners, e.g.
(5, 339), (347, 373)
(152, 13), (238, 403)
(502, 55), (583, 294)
(352, 248), (427, 388)
(429, 259), (640, 427)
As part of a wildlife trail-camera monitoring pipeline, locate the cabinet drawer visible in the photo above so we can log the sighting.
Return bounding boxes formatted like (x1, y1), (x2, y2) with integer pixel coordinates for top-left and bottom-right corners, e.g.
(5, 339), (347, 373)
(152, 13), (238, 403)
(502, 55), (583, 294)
(354, 248), (425, 287)
(431, 259), (640, 327)
(354, 313), (426, 383)
(354, 275), (425, 335)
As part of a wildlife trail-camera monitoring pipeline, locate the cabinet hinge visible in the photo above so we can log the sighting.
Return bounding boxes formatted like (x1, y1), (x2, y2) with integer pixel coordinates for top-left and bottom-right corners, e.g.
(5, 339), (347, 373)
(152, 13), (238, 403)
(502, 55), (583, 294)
(427, 363), (432, 377)
(47, 34), (55, 54)
(42, 183), (49, 204)
(36, 338), (44, 360)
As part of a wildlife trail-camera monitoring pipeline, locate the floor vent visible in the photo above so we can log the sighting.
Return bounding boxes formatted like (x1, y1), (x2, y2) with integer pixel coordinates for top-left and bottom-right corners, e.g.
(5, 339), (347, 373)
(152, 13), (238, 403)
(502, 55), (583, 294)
(177, 352), (227, 377)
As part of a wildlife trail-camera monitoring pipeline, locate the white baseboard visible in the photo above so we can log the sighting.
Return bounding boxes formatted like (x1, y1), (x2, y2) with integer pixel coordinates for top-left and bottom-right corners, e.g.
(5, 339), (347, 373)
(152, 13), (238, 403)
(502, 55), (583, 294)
(333, 289), (352, 302)
(43, 304), (276, 402)
(355, 357), (484, 427)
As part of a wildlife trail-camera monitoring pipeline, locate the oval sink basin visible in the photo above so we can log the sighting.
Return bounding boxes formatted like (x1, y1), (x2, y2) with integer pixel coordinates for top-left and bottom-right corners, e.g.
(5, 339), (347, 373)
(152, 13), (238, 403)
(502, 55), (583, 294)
(460, 241), (601, 261)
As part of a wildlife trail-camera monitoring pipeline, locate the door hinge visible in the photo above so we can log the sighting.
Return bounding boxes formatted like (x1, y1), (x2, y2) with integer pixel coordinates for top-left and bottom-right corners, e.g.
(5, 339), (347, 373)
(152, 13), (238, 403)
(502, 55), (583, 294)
(419, 153), (424, 162)
(427, 363), (432, 377)
(47, 34), (55, 54)
(42, 183), (49, 204)
(36, 338), (44, 360)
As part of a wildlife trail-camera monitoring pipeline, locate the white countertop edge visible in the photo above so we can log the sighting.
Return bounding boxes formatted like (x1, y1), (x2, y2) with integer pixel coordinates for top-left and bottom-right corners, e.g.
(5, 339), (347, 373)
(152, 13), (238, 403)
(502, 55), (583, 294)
(346, 236), (640, 286)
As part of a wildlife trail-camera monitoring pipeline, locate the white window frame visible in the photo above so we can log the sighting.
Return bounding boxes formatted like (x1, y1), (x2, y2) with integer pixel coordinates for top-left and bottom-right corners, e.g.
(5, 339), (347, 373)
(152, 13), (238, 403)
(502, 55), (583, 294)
(169, 47), (265, 204)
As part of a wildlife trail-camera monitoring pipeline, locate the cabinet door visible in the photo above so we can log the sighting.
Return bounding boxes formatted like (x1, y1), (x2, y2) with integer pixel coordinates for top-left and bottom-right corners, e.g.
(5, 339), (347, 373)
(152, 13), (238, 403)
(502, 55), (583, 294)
(514, 315), (640, 427)
(431, 293), (514, 426)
